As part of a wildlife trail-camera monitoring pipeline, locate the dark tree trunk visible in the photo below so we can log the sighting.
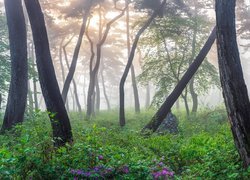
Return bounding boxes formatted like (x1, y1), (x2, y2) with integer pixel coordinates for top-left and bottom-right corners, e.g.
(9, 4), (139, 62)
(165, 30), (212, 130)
(216, 0), (250, 167)
(101, 71), (111, 110)
(95, 77), (100, 113)
(62, 5), (91, 103)
(142, 27), (216, 133)
(1, 0), (28, 132)
(24, 0), (72, 147)
(119, 0), (166, 127)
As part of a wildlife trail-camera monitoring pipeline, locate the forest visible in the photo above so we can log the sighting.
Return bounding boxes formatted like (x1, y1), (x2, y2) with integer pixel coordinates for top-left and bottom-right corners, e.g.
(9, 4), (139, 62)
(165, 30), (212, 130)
(0, 0), (250, 179)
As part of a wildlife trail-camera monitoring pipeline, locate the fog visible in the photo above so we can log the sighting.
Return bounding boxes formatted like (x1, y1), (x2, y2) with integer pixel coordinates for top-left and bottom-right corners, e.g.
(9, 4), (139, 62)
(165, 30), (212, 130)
(0, 0), (249, 114)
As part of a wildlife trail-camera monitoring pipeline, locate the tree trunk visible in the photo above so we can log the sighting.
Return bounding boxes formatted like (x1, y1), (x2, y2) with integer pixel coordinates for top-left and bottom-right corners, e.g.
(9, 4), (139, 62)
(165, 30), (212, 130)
(101, 71), (111, 110)
(95, 77), (100, 113)
(181, 92), (190, 116)
(119, 0), (166, 127)
(126, 1), (140, 113)
(24, 0), (72, 147)
(59, 39), (69, 110)
(87, 6), (126, 118)
(28, 81), (34, 114)
(1, 0), (28, 132)
(86, 26), (96, 118)
(142, 27), (216, 133)
(63, 39), (82, 113)
(189, 78), (198, 113)
(145, 83), (151, 108)
(31, 43), (39, 110)
(189, 12), (198, 113)
(61, 5), (91, 103)
(0, 93), (2, 110)
(216, 0), (250, 167)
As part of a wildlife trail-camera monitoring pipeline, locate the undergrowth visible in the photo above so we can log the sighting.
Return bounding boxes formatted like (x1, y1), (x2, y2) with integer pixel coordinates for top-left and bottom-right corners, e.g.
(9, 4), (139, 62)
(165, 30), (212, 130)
(0, 108), (250, 179)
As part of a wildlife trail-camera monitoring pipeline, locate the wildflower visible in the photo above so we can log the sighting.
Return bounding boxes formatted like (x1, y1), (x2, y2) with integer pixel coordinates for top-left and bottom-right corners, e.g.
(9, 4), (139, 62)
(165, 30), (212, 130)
(161, 169), (168, 175)
(122, 165), (129, 174)
(98, 155), (104, 160)
(158, 162), (164, 166)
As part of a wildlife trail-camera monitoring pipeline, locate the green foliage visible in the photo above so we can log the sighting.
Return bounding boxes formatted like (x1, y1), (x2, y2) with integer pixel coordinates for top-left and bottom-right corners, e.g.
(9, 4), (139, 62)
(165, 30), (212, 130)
(0, 108), (250, 179)
(137, 8), (219, 108)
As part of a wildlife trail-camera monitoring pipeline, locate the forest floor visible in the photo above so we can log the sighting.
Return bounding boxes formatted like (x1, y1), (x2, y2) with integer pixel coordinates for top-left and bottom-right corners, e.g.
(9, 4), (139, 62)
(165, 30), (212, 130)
(0, 108), (250, 179)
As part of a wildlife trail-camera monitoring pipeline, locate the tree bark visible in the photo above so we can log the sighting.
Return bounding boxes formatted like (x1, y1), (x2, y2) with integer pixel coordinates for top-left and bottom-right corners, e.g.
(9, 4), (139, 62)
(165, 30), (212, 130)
(216, 0), (250, 167)
(1, 0), (28, 132)
(142, 27), (216, 133)
(119, 0), (166, 127)
(24, 0), (72, 147)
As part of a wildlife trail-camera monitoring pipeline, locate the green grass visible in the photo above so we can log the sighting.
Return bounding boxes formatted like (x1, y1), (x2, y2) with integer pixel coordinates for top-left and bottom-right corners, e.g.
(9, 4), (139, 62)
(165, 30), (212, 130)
(0, 108), (250, 179)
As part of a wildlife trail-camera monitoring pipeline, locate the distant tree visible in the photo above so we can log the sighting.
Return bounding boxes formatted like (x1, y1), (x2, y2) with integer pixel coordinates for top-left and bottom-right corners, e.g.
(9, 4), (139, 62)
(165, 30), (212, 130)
(126, 0), (140, 113)
(62, 0), (102, 104)
(86, 2), (127, 118)
(216, 0), (250, 167)
(1, 0), (28, 132)
(119, 0), (166, 127)
(24, 0), (72, 147)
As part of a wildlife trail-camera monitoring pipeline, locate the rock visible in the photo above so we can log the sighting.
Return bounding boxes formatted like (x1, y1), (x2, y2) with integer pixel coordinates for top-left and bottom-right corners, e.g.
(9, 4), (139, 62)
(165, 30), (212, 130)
(156, 112), (178, 134)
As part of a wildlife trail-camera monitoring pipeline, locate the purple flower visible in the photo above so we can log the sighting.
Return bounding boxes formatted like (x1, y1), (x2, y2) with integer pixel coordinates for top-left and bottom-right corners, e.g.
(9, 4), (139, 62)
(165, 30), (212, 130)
(152, 172), (161, 179)
(161, 169), (168, 175)
(122, 165), (129, 174)
(158, 162), (164, 166)
(98, 155), (104, 160)
(73, 177), (78, 180)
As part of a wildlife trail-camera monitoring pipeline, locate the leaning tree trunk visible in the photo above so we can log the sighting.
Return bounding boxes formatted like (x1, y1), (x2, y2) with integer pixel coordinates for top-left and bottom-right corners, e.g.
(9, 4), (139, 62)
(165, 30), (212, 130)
(1, 0), (28, 132)
(216, 0), (250, 167)
(24, 0), (72, 147)
(119, 0), (166, 127)
(142, 27), (216, 133)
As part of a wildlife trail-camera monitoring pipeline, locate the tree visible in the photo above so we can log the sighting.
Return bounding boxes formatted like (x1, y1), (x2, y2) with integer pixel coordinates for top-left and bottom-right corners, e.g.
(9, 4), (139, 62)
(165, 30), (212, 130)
(24, 0), (72, 147)
(1, 0), (28, 132)
(86, 2), (127, 118)
(0, 13), (10, 111)
(119, 0), (167, 127)
(61, 0), (101, 103)
(138, 12), (218, 115)
(126, 0), (140, 113)
(142, 27), (216, 133)
(216, 0), (250, 167)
